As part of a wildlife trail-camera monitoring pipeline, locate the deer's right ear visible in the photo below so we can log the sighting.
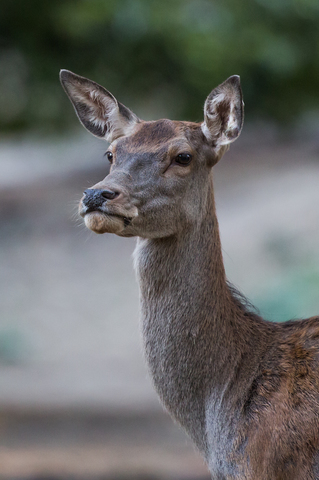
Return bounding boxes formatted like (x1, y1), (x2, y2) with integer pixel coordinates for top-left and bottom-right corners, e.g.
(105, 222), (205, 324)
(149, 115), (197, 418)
(202, 75), (244, 152)
(60, 70), (140, 142)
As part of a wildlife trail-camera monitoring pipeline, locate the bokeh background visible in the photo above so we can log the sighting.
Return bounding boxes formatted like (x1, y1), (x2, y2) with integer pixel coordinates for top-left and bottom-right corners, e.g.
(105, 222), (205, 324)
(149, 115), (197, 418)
(1, 1), (319, 479)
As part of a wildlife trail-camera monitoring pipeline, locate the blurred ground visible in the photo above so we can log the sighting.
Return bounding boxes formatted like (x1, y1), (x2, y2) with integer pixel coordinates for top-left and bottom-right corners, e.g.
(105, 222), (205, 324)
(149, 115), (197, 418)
(0, 411), (208, 480)
(0, 128), (319, 478)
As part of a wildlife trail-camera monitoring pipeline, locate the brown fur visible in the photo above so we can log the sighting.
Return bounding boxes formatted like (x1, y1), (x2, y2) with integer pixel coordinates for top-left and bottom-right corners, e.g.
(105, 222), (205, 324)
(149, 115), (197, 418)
(60, 70), (319, 479)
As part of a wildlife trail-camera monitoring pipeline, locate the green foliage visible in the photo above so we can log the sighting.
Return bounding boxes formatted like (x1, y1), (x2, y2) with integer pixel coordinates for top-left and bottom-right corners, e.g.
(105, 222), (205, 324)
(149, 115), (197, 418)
(0, 327), (29, 364)
(252, 234), (319, 322)
(254, 266), (319, 322)
(1, 0), (319, 132)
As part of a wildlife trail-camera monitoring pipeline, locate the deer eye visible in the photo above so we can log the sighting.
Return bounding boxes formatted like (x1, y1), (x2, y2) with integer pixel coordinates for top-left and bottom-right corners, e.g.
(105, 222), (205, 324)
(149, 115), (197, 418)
(175, 153), (192, 166)
(105, 151), (113, 163)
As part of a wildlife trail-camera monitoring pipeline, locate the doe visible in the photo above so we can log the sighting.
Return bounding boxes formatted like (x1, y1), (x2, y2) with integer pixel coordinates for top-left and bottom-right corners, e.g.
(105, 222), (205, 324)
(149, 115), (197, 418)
(60, 70), (319, 480)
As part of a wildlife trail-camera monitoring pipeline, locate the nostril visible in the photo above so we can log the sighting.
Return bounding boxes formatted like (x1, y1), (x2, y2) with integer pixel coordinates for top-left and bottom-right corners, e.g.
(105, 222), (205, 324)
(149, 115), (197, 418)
(101, 189), (119, 200)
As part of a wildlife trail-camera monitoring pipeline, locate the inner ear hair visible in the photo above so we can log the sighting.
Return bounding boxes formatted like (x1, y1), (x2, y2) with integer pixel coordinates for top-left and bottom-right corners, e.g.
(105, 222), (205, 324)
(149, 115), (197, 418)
(60, 69), (140, 142)
(202, 75), (244, 149)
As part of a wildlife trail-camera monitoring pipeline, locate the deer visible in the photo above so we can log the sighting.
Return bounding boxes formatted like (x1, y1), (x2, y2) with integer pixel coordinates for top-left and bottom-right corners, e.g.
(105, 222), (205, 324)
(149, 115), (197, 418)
(60, 69), (319, 479)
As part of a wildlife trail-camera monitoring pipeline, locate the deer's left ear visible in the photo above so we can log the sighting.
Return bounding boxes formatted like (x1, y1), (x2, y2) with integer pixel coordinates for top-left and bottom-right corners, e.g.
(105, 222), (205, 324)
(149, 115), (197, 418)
(60, 70), (140, 142)
(202, 75), (244, 149)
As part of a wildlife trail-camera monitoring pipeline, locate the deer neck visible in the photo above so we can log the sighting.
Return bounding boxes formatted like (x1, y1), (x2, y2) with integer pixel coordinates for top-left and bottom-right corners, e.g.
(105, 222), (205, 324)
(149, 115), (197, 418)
(134, 178), (267, 454)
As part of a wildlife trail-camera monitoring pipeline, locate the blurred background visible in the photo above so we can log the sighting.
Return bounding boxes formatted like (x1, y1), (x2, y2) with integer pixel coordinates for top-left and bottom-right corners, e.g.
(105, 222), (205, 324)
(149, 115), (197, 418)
(1, 1), (319, 479)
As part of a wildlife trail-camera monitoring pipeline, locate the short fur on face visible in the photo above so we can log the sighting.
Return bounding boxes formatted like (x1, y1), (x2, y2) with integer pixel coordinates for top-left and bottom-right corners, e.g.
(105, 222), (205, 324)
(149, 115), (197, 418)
(60, 70), (244, 238)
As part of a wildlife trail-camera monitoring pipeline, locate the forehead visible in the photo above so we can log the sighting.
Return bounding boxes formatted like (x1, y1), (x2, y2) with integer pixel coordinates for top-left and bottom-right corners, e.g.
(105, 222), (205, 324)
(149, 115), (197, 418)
(113, 119), (203, 154)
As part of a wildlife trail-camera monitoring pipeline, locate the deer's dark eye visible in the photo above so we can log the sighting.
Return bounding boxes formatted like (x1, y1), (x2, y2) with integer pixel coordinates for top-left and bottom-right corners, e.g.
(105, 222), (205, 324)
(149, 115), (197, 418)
(175, 153), (192, 166)
(105, 151), (113, 163)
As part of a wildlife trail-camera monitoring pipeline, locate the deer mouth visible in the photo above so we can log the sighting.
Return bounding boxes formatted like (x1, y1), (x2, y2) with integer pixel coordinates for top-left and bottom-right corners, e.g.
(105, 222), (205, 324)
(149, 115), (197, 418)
(85, 209), (132, 224)
(103, 213), (132, 227)
(81, 209), (133, 234)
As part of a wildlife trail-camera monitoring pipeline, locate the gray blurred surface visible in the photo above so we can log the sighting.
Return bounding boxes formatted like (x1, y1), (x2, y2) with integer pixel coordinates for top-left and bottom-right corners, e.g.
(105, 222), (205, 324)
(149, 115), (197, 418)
(0, 134), (157, 412)
(0, 410), (209, 480)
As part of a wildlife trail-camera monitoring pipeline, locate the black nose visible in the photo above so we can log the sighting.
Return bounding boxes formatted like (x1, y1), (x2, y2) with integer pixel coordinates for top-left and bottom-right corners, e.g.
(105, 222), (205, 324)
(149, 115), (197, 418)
(100, 189), (118, 200)
(83, 188), (119, 211)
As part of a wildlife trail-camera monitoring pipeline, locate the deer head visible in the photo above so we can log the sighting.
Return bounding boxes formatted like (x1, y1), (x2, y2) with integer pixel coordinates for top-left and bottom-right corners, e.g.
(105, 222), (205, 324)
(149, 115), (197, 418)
(60, 70), (244, 239)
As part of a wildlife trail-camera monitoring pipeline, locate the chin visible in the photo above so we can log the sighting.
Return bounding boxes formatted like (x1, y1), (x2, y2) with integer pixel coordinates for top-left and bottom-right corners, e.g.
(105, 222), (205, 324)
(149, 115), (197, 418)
(84, 212), (125, 234)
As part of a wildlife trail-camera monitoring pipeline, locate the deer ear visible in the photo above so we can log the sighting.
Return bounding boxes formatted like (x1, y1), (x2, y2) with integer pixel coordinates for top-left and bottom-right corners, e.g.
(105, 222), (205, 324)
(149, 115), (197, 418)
(60, 70), (140, 142)
(202, 75), (244, 148)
